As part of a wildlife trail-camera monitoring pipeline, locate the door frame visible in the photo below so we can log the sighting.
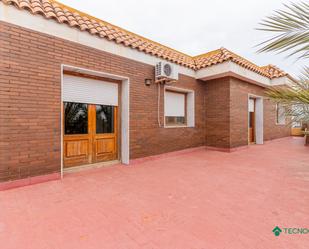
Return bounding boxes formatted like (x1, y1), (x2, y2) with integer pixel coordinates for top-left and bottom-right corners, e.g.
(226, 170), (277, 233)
(62, 104), (119, 168)
(60, 65), (130, 178)
(248, 98), (256, 144)
(248, 94), (263, 145)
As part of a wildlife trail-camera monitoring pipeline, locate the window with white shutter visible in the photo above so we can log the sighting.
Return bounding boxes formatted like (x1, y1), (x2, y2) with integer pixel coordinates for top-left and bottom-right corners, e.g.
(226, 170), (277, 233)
(164, 91), (186, 126)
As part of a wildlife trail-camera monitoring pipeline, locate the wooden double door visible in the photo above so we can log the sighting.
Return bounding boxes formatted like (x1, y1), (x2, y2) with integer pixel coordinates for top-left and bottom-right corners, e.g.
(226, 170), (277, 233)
(63, 102), (118, 168)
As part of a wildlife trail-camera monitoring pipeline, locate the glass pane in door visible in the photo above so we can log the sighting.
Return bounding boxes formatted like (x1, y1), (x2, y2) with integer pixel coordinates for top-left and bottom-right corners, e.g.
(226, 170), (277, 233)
(96, 105), (114, 133)
(64, 102), (88, 134)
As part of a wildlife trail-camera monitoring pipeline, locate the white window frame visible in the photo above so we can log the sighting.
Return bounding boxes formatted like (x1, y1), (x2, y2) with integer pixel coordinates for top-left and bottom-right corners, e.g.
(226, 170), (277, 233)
(276, 103), (286, 125)
(164, 86), (195, 128)
(248, 94), (264, 145)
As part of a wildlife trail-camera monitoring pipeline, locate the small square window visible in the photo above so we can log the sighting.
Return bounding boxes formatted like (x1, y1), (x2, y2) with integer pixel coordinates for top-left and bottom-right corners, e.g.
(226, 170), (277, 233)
(165, 116), (186, 126)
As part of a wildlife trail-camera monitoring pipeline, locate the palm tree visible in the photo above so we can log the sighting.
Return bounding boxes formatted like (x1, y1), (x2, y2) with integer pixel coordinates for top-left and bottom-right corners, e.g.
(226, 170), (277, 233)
(257, 1), (309, 142)
(257, 1), (309, 59)
(266, 68), (309, 124)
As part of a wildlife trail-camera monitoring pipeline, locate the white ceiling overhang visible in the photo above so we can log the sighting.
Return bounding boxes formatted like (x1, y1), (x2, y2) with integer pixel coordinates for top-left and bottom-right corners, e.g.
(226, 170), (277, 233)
(196, 61), (292, 87)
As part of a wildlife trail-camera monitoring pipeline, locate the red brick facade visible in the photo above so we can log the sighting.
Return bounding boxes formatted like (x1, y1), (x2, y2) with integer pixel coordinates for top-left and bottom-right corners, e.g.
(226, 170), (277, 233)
(230, 78), (290, 147)
(204, 77), (231, 148)
(0, 22), (206, 181)
(205, 77), (290, 149)
(0, 22), (290, 182)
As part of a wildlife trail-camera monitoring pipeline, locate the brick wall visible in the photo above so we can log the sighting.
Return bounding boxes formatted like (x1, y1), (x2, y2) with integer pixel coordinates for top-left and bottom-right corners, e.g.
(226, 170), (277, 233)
(204, 77), (290, 148)
(230, 77), (290, 147)
(0, 21), (290, 182)
(0, 21), (205, 182)
(204, 77), (231, 148)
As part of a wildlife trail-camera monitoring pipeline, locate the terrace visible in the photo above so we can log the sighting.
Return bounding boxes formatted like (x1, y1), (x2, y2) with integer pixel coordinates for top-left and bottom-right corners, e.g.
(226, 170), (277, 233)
(0, 137), (308, 249)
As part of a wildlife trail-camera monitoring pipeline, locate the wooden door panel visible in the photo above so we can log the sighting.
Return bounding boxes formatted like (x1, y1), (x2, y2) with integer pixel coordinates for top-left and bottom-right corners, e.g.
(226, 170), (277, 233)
(249, 128), (254, 143)
(65, 139), (88, 157)
(63, 136), (91, 167)
(96, 137), (115, 154)
(93, 135), (117, 162)
(93, 106), (118, 163)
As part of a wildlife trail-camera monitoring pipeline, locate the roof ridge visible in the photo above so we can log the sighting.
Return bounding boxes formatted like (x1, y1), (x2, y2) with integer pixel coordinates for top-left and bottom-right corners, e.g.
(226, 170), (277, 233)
(221, 48), (261, 68)
(193, 48), (223, 59)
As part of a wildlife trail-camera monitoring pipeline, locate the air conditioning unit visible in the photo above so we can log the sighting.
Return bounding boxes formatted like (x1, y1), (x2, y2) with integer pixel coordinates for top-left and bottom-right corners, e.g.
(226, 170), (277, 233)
(155, 62), (178, 80)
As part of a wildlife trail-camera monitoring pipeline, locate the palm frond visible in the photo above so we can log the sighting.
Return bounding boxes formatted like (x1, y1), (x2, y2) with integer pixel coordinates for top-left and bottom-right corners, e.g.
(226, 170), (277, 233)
(285, 104), (309, 123)
(257, 1), (309, 59)
(266, 67), (309, 122)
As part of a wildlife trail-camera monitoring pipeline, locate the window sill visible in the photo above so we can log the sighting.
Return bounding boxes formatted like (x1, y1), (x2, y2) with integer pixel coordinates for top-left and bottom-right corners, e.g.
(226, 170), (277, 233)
(164, 125), (194, 129)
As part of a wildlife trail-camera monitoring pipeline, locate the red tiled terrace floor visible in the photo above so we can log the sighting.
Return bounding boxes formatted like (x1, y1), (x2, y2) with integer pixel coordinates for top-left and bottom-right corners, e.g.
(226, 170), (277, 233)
(0, 137), (309, 249)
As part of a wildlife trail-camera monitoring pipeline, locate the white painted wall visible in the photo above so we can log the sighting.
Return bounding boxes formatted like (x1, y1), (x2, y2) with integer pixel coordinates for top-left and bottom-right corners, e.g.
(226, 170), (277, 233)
(196, 60), (291, 87)
(196, 61), (231, 79)
(271, 76), (295, 86)
(186, 91), (195, 127)
(121, 78), (130, 164)
(248, 95), (264, 145)
(196, 61), (287, 87)
(255, 97), (264, 144)
(248, 98), (255, 112)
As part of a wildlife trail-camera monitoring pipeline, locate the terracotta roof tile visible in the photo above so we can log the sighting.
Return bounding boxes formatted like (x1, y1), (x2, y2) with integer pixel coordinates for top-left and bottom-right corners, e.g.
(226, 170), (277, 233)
(260, 65), (287, 78)
(193, 48), (287, 78)
(1, 0), (288, 78)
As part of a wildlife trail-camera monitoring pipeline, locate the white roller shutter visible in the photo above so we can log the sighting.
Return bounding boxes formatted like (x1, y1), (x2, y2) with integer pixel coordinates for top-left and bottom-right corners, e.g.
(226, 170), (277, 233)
(164, 91), (185, 117)
(63, 75), (118, 106)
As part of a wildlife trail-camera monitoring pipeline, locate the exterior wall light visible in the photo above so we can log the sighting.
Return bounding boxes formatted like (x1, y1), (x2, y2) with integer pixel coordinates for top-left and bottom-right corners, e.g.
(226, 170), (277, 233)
(145, 78), (152, 86)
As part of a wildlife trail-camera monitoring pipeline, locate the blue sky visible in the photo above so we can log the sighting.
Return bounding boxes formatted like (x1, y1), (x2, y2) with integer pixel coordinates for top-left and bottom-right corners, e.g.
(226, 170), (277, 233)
(60, 0), (307, 77)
